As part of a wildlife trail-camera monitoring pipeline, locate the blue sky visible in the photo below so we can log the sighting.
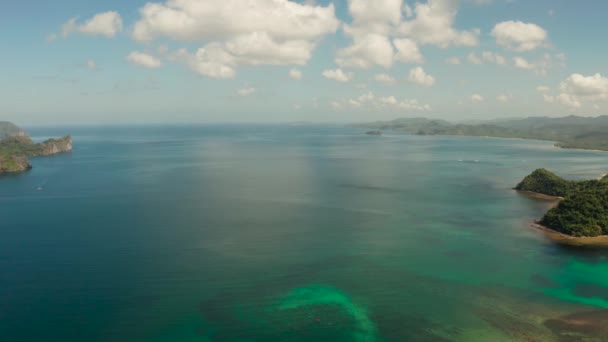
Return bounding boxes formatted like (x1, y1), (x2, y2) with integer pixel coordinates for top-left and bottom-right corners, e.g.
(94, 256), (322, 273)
(2, 0), (608, 125)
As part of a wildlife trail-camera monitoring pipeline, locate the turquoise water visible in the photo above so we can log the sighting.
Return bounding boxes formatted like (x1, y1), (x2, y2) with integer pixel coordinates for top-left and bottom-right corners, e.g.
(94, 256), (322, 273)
(2, 125), (608, 341)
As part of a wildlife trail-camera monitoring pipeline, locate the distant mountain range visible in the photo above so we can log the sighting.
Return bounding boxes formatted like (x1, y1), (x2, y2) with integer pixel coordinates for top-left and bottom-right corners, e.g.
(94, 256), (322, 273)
(357, 116), (608, 151)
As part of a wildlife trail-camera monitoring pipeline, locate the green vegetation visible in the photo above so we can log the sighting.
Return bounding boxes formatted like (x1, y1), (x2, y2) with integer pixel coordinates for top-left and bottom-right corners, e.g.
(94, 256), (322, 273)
(0, 122), (72, 174)
(359, 116), (608, 151)
(516, 169), (608, 237)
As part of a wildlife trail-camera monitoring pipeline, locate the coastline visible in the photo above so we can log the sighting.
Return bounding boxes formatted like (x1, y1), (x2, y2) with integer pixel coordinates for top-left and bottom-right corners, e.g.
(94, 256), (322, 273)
(514, 189), (563, 202)
(411, 131), (608, 153)
(531, 223), (608, 247)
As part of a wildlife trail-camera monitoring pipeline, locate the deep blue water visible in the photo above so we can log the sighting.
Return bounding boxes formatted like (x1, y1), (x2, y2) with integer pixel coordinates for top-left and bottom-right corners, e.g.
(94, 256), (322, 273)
(1, 125), (608, 341)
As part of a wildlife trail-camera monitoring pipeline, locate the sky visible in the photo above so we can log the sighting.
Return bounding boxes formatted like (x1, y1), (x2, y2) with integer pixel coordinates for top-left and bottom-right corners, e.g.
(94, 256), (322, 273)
(2, 0), (608, 125)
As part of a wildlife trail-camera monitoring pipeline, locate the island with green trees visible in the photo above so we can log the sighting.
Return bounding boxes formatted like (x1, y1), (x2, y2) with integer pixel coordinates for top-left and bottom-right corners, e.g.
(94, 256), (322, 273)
(358, 115), (608, 151)
(515, 169), (608, 244)
(0, 121), (72, 174)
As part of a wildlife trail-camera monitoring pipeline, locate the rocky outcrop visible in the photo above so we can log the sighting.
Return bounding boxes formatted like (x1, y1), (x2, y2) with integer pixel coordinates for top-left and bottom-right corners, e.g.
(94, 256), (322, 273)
(0, 122), (72, 175)
(36, 136), (73, 156)
(0, 155), (32, 173)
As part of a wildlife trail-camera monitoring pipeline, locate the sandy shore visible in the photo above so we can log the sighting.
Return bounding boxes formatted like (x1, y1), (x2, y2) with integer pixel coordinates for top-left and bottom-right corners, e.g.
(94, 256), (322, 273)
(514, 190), (563, 201)
(531, 223), (608, 247)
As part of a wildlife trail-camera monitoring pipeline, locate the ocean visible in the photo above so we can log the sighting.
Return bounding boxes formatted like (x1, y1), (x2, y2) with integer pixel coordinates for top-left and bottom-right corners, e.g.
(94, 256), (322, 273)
(1, 125), (608, 341)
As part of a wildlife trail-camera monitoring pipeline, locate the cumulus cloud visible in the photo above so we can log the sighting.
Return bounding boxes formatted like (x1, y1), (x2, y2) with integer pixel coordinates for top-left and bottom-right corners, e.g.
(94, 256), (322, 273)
(289, 68), (302, 80)
(491, 21), (548, 51)
(543, 73), (608, 109)
(62, 11), (123, 38)
(126, 52), (162, 68)
(408, 67), (435, 87)
(470, 94), (484, 103)
(393, 38), (424, 64)
(336, 33), (395, 69)
(134, 0), (339, 78)
(397, 0), (480, 48)
(374, 73), (397, 85)
(336, 0), (477, 69)
(331, 91), (431, 112)
(322, 68), (354, 83)
(560, 73), (608, 99)
(238, 87), (256, 96)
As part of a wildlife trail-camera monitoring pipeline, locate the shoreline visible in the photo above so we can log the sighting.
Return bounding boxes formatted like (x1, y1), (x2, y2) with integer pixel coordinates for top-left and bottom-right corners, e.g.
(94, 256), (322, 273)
(514, 189), (563, 202)
(409, 131), (608, 153)
(531, 223), (608, 247)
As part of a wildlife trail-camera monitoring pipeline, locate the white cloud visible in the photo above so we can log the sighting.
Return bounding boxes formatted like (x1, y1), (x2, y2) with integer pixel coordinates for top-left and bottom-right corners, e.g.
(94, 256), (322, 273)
(289, 68), (302, 80)
(482, 51), (506, 65)
(85, 60), (97, 70)
(468, 51), (505, 65)
(513, 54), (564, 76)
(513, 56), (533, 70)
(62, 11), (123, 38)
(396, 0), (480, 48)
(347, 0), (402, 27)
(336, 33), (395, 69)
(496, 94), (511, 102)
(322, 68), (354, 83)
(543, 73), (608, 109)
(374, 73), (397, 85)
(331, 91), (431, 112)
(536, 86), (550, 93)
(393, 38), (424, 64)
(544, 93), (581, 108)
(468, 53), (482, 65)
(238, 87), (256, 96)
(470, 94), (484, 103)
(134, 0), (339, 77)
(127, 52), (162, 68)
(560, 73), (608, 99)
(445, 56), (461, 65)
(491, 21), (548, 51)
(133, 0), (339, 42)
(408, 67), (435, 86)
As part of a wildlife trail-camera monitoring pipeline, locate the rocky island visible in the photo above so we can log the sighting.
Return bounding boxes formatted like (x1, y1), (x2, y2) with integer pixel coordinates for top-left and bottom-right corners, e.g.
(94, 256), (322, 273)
(0, 121), (72, 174)
(516, 169), (608, 245)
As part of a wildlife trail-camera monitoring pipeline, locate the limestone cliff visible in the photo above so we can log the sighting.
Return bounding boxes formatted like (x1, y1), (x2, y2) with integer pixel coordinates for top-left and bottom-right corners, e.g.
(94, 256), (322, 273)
(0, 123), (72, 174)
(36, 136), (73, 156)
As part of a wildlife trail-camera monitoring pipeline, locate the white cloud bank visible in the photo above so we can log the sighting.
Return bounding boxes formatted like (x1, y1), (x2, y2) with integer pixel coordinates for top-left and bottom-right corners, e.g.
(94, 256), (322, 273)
(133, 0), (339, 78)
(545, 73), (608, 108)
(336, 0), (478, 69)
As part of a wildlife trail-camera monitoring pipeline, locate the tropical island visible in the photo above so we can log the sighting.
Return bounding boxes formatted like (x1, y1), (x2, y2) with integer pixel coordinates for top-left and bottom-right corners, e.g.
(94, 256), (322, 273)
(357, 115), (608, 151)
(0, 121), (72, 174)
(515, 169), (608, 244)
